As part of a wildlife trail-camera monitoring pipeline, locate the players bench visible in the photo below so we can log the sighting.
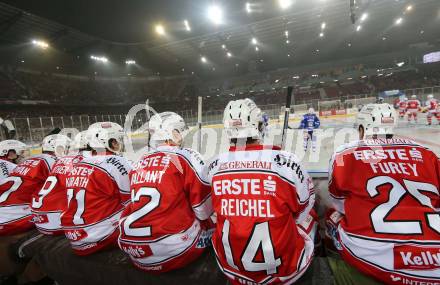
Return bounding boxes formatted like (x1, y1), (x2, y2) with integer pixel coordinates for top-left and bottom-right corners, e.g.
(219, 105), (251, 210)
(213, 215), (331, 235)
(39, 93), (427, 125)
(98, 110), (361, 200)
(4, 174), (345, 285)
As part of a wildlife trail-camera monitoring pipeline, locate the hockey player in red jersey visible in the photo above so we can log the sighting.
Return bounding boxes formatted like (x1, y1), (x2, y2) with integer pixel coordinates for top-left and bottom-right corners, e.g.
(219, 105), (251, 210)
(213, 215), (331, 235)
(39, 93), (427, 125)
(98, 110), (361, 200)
(406, 95), (421, 123)
(118, 112), (213, 273)
(31, 132), (91, 235)
(425, 94), (440, 125)
(208, 99), (317, 285)
(326, 103), (440, 284)
(0, 135), (70, 235)
(61, 122), (132, 255)
(0, 140), (27, 181)
(397, 97), (408, 119)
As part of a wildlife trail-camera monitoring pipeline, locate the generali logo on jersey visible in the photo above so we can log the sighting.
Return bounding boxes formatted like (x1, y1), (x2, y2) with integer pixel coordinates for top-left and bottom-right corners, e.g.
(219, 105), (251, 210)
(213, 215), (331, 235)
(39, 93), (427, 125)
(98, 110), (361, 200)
(393, 245), (440, 270)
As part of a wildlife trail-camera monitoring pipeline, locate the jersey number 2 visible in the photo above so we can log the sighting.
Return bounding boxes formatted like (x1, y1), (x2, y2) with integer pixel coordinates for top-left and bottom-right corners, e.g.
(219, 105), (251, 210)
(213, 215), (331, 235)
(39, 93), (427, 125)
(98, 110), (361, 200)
(123, 187), (160, 237)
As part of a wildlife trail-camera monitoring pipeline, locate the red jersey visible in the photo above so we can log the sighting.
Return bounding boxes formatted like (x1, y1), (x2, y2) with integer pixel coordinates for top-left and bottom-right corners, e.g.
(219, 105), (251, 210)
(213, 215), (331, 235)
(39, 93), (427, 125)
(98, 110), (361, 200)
(398, 101), (408, 110)
(31, 154), (84, 235)
(0, 158), (16, 181)
(0, 154), (55, 235)
(118, 146), (213, 272)
(426, 99), (439, 113)
(207, 145), (315, 285)
(406, 99), (421, 111)
(61, 154), (131, 255)
(329, 138), (440, 284)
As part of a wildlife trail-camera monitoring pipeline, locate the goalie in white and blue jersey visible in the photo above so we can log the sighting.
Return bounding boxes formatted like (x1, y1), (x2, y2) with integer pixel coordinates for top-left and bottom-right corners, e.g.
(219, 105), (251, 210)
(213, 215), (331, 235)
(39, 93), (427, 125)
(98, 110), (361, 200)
(299, 108), (320, 152)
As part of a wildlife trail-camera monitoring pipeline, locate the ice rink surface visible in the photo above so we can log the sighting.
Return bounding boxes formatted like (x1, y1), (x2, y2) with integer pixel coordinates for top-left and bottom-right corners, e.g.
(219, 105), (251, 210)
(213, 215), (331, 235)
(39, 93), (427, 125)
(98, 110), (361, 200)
(129, 113), (440, 176)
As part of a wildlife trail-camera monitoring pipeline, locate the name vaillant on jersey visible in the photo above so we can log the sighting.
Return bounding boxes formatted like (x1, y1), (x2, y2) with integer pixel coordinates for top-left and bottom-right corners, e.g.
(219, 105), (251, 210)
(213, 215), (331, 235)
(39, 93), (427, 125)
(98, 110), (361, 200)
(65, 167), (94, 188)
(130, 170), (165, 184)
(213, 177), (277, 218)
(353, 148), (423, 177)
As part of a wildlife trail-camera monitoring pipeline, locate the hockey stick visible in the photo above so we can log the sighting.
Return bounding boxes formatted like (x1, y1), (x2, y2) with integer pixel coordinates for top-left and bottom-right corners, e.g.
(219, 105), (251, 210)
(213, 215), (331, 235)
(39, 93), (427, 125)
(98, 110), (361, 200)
(281, 86), (293, 150)
(197, 96), (203, 153)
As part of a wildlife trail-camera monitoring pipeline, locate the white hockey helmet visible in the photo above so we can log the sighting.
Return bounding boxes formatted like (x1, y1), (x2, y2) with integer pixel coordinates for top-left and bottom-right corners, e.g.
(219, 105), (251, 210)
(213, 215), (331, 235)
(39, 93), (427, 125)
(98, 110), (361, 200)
(71, 131), (89, 151)
(42, 134), (71, 155)
(427, 94), (434, 100)
(86, 122), (124, 153)
(356, 103), (397, 138)
(308, 108), (315, 114)
(0, 140), (27, 157)
(411, 95), (417, 99)
(148, 112), (188, 146)
(223, 98), (264, 140)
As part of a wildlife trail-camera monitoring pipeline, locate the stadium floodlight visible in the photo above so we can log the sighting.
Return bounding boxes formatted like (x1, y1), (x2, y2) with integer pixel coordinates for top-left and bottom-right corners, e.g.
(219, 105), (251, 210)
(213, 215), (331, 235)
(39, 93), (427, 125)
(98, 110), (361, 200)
(319, 32), (324, 37)
(255, 46), (259, 52)
(395, 17), (403, 25)
(286, 40), (290, 44)
(201, 56), (207, 63)
(155, 24), (165, 35)
(321, 22), (326, 30)
(125, 60), (136, 65)
(226, 52), (232, 57)
(207, 5), (223, 25)
(222, 44), (226, 49)
(184, 20), (191, 31)
(396, 61), (405, 67)
(251, 37), (258, 45)
(360, 13), (368, 22)
(90, 55), (108, 63)
(406, 5), (413, 12)
(31, 39), (49, 49)
(356, 25), (362, 32)
(246, 2), (251, 13)
(285, 30), (289, 37)
(278, 0), (292, 10)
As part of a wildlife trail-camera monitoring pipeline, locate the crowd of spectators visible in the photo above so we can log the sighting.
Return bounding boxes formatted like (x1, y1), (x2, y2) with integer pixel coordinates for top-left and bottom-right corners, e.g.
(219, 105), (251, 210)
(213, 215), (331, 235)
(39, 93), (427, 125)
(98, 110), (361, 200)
(0, 62), (439, 118)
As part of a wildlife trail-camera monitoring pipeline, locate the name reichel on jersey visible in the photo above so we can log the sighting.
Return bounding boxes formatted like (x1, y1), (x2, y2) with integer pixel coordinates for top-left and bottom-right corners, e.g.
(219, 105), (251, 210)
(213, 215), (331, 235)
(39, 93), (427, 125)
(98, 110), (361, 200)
(208, 145), (315, 285)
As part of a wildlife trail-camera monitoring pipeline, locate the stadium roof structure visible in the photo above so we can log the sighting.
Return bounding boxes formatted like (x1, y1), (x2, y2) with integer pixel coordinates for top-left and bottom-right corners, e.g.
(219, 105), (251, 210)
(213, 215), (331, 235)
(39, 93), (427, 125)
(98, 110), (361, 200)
(0, 0), (439, 78)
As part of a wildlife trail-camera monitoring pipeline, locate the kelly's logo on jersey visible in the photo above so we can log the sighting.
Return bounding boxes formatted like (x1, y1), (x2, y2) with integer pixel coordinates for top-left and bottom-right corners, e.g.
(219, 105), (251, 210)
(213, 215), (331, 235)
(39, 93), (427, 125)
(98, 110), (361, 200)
(65, 229), (88, 242)
(393, 245), (440, 270)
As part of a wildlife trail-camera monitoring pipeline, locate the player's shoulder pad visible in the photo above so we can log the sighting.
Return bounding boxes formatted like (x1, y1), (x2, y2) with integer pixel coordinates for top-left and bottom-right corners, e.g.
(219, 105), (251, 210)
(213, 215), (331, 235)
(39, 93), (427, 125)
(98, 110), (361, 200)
(103, 155), (132, 176)
(273, 150), (307, 184)
(33, 153), (56, 169)
(85, 155), (131, 178)
(0, 159), (16, 175)
(207, 155), (221, 176)
(177, 148), (206, 168)
(334, 140), (361, 155)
